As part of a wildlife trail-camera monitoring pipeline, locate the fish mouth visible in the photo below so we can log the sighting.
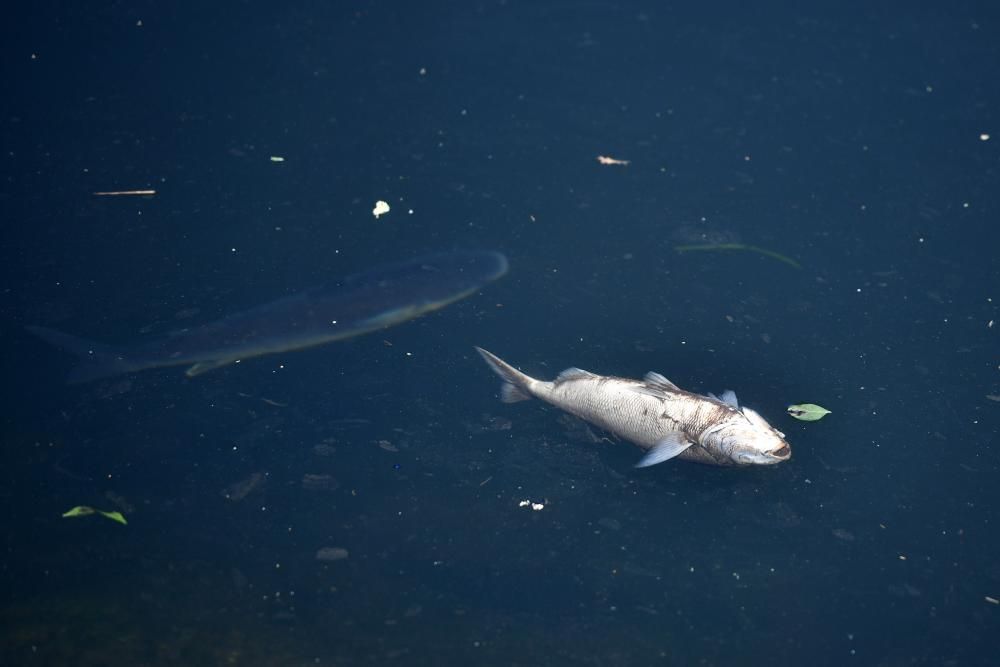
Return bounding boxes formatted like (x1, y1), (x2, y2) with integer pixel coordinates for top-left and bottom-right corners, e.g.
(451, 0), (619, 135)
(772, 444), (791, 459)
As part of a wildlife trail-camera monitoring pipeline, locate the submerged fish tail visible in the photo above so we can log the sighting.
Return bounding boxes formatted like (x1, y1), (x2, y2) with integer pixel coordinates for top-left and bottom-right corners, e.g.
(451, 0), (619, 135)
(474, 347), (535, 403)
(27, 325), (134, 384)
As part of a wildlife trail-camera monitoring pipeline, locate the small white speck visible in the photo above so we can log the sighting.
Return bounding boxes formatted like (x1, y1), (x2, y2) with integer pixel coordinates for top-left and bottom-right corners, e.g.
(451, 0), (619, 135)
(980, 133), (990, 141)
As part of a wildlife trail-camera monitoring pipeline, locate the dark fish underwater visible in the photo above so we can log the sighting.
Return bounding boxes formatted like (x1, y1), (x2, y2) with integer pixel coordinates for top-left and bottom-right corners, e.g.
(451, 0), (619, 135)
(29, 250), (508, 383)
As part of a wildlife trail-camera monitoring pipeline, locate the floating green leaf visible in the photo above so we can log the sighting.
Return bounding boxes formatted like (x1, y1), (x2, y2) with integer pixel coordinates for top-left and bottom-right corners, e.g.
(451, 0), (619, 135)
(787, 403), (832, 421)
(99, 510), (128, 525)
(62, 506), (97, 518)
(62, 505), (127, 525)
(674, 243), (802, 269)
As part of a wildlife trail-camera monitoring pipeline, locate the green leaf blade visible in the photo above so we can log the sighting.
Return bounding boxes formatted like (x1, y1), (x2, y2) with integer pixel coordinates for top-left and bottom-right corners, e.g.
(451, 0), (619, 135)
(787, 403), (832, 421)
(99, 511), (128, 525)
(62, 506), (96, 518)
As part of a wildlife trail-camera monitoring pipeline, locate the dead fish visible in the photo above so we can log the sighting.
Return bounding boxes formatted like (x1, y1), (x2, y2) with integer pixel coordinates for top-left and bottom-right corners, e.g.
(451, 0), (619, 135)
(474, 347), (791, 468)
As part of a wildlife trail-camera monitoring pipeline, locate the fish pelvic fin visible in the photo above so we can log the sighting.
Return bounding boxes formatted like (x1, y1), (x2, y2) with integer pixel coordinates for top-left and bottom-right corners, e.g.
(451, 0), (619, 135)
(27, 325), (133, 384)
(474, 347), (534, 403)
(635, 433), (694, 468)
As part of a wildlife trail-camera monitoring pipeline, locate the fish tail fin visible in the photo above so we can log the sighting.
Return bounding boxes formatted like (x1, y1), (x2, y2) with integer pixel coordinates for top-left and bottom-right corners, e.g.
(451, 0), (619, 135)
(474, 347), (534, 403)
(26, 325), (133, 383)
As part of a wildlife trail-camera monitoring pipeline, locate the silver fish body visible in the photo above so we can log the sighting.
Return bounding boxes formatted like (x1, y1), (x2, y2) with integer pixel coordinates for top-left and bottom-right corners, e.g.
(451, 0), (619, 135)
(474, 347), (791, 468)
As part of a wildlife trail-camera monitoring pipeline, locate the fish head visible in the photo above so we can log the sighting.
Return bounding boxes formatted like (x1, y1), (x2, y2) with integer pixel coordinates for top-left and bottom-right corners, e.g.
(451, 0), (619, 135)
(704, 407), (791, 465)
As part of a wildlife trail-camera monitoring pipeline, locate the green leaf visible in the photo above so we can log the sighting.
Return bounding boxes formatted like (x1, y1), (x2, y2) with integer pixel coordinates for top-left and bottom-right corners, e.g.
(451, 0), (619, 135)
(787, 403), (832, 421)
(61, 505), (127, 525)
(98, 510), (128, 525)
(62, 506), (96, 518)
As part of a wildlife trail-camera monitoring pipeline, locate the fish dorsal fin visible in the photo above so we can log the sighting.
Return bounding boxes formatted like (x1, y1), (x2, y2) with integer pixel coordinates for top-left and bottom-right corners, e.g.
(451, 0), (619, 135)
(635, 433), (694, 468)
(643, 372), (679, 391)
(708, 390), (739, 409)
(555, 367), (596, 383)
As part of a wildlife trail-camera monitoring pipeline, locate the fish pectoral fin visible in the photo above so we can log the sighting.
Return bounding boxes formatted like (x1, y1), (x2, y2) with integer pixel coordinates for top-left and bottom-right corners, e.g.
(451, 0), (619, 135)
(635, 433), (694, 468)
(186, 359), (235, 377)
(643, 372), (679, 391)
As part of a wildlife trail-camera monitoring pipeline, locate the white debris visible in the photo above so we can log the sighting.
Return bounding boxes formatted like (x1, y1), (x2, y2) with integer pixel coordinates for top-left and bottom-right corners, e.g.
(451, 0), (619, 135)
(315, 547), (349, 562)
(373, 200), (391, 218)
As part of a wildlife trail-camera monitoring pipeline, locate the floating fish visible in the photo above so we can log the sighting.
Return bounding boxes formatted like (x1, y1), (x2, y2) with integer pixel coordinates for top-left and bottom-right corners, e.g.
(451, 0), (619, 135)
(475, 347), (791, 467)
(30, 250), (508, 383)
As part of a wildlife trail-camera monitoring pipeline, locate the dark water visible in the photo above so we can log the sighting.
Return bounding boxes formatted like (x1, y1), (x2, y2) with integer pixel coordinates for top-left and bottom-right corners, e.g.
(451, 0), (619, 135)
(3, 2), (998, 665)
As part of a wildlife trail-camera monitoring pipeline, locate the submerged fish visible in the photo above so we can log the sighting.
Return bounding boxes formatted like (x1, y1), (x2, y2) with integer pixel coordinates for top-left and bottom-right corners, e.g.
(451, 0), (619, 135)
(474, 347), (791, 467)
(29, 250), (508, 383)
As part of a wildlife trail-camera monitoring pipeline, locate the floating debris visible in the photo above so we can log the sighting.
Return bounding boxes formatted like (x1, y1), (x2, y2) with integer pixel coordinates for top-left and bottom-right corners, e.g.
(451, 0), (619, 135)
(675, 243), (801, 269)
(832, 528), (855, 541)
(376, 439), (399, 452)
(269, 156), (285, 162)
(93, 189), (156, 197)
(313, 443), (337, 457)
(301, 473), (339, 491)
(596, 155), (630, 166)
(598, 517), (622, 531)
(787, 403), (832, 421)
(62, 505), (127, 525)
(518, 500), (545, 511)
(221, 472), (265, 501)
(315, 547), (350, 562)
(372, 200), (391, 218)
